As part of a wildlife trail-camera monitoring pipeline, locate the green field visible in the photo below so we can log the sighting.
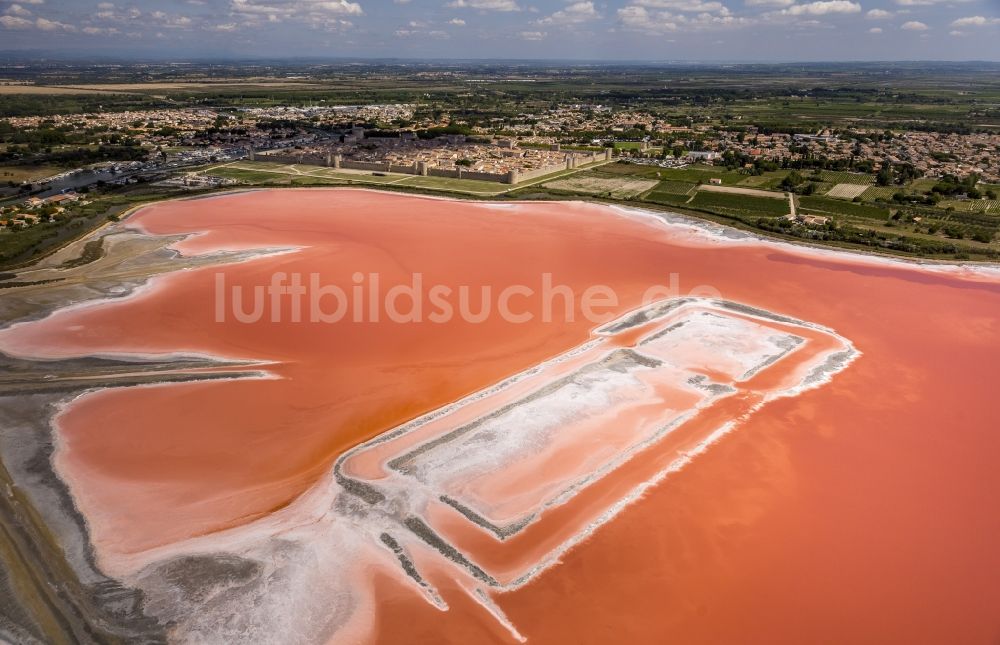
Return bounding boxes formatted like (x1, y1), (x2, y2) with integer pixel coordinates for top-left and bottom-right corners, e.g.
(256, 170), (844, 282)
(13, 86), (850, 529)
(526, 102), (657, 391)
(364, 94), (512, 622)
(737, 171), (790, 189)
(206, 167), (311, 184)
(818, 171), (875, 185)
(612, 142), (647, 150)
(642, 191), (694, 207)
(596, 162), (668, 179)
(688, 191), (790, 217)
(940, 199), (1000, 214)
(233, 163), (409, 184)
(642, 180), (697, 206)
(309, 169), (411, 184)
(909, 178), (940, 192)
(396, 175), (507, 193)
(656, 167), (746, 185)
(0, 164), (66, 183)
(596, 162), (744, 185)
(207, 162), (510, 194)
(647, 180), (696, 195)
(798, 195), (891, 220)
(860, 186), (898, 201)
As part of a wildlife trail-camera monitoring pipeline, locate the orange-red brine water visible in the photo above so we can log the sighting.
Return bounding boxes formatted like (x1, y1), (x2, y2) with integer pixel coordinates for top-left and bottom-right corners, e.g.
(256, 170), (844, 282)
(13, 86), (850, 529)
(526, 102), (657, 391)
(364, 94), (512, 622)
(2, 189), (998, 644)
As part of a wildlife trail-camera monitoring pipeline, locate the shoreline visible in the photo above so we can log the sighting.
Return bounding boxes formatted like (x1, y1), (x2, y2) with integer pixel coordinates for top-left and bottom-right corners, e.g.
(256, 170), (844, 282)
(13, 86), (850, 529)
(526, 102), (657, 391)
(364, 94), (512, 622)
(4, 183), (999, 278)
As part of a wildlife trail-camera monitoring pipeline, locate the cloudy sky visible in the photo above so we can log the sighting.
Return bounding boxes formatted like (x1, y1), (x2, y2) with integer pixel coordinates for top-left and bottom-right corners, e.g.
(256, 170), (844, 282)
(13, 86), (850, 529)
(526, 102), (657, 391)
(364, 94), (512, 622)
(1, 0), (998, 60)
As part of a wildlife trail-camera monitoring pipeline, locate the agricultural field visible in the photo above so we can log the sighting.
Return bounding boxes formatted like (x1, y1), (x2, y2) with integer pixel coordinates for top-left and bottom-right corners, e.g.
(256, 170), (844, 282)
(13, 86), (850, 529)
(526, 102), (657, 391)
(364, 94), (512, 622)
(688, 191), (790, 217)
(909, 178), (941, 192)
(207, 162), (510, 194)
(657, 167), (746, 185)
(396, 175), (509, 194)
(647, 180), (696, 195)
(542, 174), (658, 199)
(642, 190), (694, 207)
(0, 164), (67, 183)
(826, 183), (869, 200)
(818, 171), (875, 185)
(698, 185), (787, 199)
(598, 162), (745, 186)
(860, 186), (899, 202)
(0, 85), (124, 95)
(642, 180), (697, 205)
(596, 162), (671, 179)
(203, 166), (288, 184)
(940, 199), (1000, 214)
(798, 195), (891, 220)
(737, 171), (790, 189)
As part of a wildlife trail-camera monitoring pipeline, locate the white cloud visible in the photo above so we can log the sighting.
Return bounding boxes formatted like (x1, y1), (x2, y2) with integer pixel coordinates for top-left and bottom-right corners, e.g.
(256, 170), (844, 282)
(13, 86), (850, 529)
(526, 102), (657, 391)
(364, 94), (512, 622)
(538, 0), (599, 25)
(618, 4), (658, 28)
(34, 16), (74, 30)
(448, 17), (465, 24)
(12, 0), (43, 4)
(951, 16), (1000, 28)
(636, 0), (729, 11)
(310, 0), (363, 14)
(894, 0), (972, 5)
(901, 20), (927, 30)
(395, 21), (451, 38)
(447, 0), (521, 11)
(0, 14), (31, 27)
(211, 22), (239, 30)
(619, 4), (747, 32)
(150, 10), (194, 28)
(745, 0), (794, 6)
(868, 26), (881, 32)
(5, 3), (31, 16)
(780, 1), (861, 16)
(231, 0), (363, 20)
(517, 29), (546, 38)
(948, 29), (963, 36)
(82, 25), (119, 34)
(865, 8), (892, 19)
(0, 14), (77, 31)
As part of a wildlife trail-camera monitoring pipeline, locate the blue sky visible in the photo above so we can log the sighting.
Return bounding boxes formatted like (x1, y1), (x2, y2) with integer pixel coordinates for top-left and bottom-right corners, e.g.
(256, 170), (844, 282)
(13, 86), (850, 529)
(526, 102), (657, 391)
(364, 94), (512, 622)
(1, 0), (998, 60)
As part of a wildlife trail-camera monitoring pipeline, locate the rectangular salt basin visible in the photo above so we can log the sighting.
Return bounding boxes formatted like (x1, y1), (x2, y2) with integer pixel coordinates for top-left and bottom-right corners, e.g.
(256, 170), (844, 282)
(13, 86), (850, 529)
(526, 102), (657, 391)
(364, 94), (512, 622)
(378, 301), (807, 538)
(389, 350), (706, 535)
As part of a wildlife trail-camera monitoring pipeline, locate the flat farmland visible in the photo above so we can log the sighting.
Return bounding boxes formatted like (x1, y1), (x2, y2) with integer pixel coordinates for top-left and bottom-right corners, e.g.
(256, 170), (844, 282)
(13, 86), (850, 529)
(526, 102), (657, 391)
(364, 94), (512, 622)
(0, 164), (66, 182)
(738, 171), (790, 188)
(396, 175), (508, 193)
(826, 183), (869, 200)
(657, 167), (746, 185)
(799, 195), (891, 220)
(543, 173), (658, 198)
(689, 191), (790, 217)
(648, 179), (696, 195)
(860, 186), (898, 201)
(597, 162), (744, 185)
(697, 184), (787, 199)
(940, 199), (1000, 214)
(819, 171), (876, 185)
